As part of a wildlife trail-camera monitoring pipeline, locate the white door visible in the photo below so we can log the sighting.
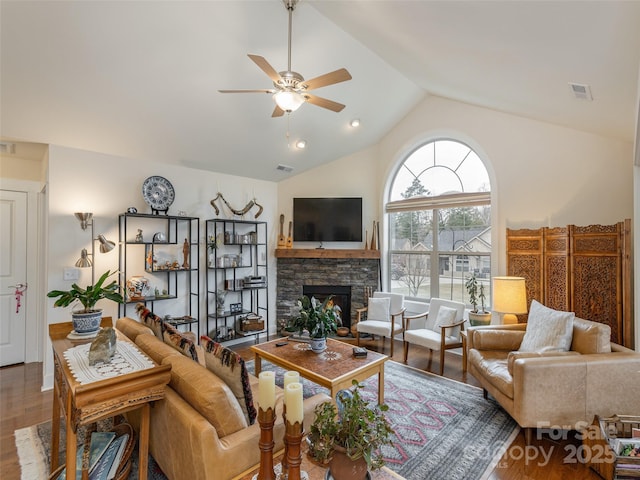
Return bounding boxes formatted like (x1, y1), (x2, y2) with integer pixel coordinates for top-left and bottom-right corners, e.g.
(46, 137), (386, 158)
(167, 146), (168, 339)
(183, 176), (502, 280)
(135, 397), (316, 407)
(0, 190), (27, 366)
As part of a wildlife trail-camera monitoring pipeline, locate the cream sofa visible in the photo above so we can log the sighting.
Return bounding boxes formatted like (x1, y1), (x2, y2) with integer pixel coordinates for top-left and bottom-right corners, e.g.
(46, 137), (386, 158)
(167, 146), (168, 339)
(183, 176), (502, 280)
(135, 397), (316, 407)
(116, 317), (331, 480)
(467, 316), (640, 443)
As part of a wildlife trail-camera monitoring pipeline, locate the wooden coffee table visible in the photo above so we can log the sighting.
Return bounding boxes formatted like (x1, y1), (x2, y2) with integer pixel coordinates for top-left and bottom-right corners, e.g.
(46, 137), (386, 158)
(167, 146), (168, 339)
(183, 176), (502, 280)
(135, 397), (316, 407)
(251, 337), (388, 404)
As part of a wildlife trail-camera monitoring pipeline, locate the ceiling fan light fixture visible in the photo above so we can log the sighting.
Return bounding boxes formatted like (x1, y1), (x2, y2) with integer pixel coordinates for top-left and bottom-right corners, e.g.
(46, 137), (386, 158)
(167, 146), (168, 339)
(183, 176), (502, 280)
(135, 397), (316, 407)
(273, 90), (305, 112)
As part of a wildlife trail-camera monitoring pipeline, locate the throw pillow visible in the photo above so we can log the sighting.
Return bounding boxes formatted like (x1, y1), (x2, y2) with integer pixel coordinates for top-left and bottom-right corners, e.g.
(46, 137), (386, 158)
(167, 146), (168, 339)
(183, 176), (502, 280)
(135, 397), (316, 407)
(162, 322), (201, 363)
(367, 297), (390, 322)
(519, 300), (575, 352)
(200, 335), (257, 425)
(435, 305), (458, 327)
(136, 303), (163, 339)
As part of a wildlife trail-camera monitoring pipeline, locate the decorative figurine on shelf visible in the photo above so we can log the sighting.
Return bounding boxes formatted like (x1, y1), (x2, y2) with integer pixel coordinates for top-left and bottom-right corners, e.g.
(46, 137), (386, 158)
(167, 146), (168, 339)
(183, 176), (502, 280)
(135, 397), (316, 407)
(146, 249), (154, 271)
(216, 290), (227, 315)
(182, 238), (190, 269)
(135, 229), (144, 242)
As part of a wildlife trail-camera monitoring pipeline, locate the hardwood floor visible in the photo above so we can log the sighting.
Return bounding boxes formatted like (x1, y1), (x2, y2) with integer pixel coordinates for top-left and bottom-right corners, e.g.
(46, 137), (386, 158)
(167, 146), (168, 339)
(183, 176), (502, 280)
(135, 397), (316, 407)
(0, 337), (602, 480)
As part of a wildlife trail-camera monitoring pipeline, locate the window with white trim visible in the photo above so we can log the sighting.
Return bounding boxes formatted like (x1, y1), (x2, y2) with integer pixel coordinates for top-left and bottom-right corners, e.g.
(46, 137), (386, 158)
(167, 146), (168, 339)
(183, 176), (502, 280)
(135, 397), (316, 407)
(387, 139), (492, 306)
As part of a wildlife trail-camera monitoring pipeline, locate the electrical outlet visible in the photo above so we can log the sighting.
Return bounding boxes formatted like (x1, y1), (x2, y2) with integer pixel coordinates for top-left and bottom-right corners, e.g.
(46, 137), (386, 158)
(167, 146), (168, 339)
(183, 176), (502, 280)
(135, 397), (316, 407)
(63, 267), (80, 281)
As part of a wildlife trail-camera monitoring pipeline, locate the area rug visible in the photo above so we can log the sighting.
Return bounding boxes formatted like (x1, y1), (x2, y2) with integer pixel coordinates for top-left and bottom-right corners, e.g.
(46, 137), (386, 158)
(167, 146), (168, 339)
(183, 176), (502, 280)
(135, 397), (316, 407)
(248, 359), (519, 480)
(15, 360), (518, 480)
(14, 418), (167, 480)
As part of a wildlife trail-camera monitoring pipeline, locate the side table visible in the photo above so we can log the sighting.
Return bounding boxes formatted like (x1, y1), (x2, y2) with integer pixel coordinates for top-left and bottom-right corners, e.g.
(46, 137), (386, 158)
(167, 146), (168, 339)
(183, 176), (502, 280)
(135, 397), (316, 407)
(49, 318), (171, 480)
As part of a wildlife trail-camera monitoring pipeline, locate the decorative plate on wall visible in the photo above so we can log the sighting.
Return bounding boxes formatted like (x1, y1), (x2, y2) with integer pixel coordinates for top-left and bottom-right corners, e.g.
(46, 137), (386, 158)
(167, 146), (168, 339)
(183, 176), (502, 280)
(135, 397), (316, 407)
(142, 176), (175, 214)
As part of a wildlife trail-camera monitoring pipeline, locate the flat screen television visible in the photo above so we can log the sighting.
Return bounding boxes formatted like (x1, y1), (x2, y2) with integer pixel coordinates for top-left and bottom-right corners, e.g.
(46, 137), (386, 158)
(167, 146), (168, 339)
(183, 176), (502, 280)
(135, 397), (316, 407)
(293, 197), (362, 242)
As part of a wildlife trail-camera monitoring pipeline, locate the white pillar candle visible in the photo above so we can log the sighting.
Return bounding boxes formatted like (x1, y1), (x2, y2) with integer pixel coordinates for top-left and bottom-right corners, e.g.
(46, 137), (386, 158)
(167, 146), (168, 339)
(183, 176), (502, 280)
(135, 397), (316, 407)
(284, 382), (304, 424)
(258, 371), (276, 411)
(283, 370), (300, 389)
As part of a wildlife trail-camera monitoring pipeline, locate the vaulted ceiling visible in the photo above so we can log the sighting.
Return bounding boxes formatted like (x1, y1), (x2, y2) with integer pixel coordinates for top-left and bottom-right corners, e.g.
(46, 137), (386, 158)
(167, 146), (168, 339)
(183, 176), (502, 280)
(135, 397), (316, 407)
(2, 1), (639, 181)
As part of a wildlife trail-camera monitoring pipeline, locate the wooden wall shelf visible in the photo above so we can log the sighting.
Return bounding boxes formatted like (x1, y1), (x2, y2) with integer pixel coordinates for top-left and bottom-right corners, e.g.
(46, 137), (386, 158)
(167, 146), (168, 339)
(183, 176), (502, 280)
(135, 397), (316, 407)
(274, 249), (380, 259)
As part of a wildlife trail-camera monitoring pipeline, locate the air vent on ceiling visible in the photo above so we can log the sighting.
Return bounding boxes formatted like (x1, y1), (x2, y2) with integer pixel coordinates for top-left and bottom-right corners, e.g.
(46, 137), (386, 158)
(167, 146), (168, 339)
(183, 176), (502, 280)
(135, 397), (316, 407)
(0, 142), (16, 154)
(569, 83), (593, 101)
(277, 164), (294, 173)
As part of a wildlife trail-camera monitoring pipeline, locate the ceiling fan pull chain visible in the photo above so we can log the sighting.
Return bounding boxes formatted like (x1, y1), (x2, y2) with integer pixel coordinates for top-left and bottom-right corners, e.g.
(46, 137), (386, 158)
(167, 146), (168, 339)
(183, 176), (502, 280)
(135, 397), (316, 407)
(286, 113), (291, 148)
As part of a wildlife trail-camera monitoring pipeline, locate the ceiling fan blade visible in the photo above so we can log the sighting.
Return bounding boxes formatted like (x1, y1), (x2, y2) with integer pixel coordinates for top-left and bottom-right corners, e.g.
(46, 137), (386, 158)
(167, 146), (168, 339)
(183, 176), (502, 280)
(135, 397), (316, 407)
(301, 68), (352, 91)
(272, 105), (285, 118)
(248, 54), (283, 84)
(304, 94), (346, 113)
(218, 89), (276, 94)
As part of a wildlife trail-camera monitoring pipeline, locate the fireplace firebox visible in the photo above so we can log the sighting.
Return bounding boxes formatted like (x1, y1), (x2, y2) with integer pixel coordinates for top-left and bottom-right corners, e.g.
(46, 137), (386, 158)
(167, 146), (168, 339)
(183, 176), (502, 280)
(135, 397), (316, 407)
(302, 285), (352, 330)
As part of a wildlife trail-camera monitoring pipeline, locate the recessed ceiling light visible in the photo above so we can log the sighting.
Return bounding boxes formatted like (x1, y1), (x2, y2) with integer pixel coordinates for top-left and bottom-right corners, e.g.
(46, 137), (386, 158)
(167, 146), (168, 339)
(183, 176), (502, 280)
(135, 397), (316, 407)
(295, 140), (306, 149)
(350, 118), (360, 128)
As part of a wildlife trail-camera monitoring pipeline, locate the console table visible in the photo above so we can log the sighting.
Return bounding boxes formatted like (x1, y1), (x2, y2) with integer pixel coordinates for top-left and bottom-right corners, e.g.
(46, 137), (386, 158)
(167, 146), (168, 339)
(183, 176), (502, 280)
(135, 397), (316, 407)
(49, 318), (171, 480)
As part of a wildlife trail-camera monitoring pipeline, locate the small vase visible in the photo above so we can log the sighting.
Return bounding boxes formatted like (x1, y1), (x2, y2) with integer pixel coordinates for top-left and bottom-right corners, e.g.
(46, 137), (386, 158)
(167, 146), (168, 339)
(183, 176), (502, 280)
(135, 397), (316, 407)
(329, 445), (368, 480)
(309, 337), (327, 353)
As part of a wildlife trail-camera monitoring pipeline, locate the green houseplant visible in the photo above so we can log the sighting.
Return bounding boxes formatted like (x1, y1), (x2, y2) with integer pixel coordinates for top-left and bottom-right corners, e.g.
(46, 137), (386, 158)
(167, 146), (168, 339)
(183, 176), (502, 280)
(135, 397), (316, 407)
(465, 272), (491, 326)
(308, 380), (394, 480)
(47, 270), (124, 333)
(289, 295), (341, 352)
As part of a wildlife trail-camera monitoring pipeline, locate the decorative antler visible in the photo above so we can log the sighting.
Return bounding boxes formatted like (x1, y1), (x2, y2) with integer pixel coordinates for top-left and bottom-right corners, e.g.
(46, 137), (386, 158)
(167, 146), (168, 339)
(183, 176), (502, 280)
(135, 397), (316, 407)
(210, 192), (263, 219)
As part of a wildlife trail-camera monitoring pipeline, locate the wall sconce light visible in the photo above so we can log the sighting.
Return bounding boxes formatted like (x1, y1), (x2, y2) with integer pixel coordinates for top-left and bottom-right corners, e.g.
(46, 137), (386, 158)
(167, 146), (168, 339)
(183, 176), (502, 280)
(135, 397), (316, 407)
(74, 212), (116, 281)
(492, 276), (528, 324)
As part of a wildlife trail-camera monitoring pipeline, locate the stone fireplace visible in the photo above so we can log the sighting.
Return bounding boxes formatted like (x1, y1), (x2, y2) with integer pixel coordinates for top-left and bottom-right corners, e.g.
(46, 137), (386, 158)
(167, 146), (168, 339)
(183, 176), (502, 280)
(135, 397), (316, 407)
(275, 249), (380, 332)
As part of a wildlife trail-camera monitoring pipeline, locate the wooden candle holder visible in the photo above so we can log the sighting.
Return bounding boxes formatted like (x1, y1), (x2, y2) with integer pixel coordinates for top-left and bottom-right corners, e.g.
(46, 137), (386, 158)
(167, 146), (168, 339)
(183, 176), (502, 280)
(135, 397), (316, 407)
(281, 405), (289, 474)
(257, 407), (276, 480)
(284, 419), (304, 480)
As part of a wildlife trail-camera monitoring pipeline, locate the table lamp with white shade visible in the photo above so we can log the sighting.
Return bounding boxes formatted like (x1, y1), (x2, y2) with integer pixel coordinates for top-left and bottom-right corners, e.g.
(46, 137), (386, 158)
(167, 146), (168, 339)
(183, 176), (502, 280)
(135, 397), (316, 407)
(492, 276), (528, 324)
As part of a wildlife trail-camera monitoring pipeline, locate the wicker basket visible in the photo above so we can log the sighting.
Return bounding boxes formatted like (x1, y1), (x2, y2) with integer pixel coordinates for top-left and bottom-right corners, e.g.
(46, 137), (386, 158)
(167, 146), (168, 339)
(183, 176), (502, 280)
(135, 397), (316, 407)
(583, 415), (640, 480)
(48, 422), (135, 480)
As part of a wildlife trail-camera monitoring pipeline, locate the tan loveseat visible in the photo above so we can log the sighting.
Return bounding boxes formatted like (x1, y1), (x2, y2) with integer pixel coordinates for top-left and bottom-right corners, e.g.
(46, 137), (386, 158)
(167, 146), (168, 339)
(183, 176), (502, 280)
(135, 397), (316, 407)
(467, 317), (640, 442)
(116, 317), (331, 480)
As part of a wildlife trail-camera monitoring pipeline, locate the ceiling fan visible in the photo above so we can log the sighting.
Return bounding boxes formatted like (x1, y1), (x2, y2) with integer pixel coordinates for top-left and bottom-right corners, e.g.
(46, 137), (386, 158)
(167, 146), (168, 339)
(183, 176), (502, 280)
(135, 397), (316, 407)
(218, 0), (352, 117)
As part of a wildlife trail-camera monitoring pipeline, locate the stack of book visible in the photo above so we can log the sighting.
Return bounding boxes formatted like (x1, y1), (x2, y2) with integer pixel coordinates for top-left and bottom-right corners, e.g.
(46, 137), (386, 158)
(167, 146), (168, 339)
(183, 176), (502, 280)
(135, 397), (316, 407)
(56, 428), (131, 480)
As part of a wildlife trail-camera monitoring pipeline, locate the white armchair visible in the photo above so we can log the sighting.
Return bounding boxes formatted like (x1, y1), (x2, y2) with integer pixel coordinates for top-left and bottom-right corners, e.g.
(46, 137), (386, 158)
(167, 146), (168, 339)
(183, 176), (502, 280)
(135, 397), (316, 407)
(403, 298), (466, 375)
(355, 292), (405, 356)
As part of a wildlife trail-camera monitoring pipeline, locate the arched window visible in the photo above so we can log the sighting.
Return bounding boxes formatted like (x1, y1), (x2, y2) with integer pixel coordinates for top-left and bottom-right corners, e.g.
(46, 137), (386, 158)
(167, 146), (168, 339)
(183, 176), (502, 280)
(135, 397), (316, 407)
(386, 139), (492, 305)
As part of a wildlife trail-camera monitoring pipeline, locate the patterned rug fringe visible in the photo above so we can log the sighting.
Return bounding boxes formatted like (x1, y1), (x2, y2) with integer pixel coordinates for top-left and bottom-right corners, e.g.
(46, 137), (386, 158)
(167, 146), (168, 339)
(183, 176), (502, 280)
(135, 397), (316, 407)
(14, 426), (49, 480)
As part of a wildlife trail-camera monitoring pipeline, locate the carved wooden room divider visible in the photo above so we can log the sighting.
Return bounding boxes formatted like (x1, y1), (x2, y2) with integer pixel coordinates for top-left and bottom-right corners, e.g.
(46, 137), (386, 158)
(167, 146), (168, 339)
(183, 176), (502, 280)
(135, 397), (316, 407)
(506, 219), (633, 348)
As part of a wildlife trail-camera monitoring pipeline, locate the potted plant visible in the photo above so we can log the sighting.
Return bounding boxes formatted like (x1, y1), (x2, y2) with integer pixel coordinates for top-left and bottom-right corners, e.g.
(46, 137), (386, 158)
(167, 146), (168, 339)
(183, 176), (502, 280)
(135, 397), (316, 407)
(47, 270), (124, 334)
(465, 272), (491, 326)
(308, 380), (394, 480)
(289, 295), (341, 352)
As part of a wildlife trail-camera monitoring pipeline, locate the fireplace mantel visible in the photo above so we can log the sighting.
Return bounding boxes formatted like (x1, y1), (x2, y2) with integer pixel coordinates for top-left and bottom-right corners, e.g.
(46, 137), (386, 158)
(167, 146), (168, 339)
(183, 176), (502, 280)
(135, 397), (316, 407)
(274, 248), (380, 259)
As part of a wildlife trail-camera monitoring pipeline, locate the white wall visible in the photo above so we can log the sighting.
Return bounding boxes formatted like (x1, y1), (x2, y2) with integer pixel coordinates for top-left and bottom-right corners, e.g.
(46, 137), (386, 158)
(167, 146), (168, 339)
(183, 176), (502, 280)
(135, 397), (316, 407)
(278, 145), (381, 250)
(279, 94), (636, 345)
(280, 95), (633, 269)
(43, 145), (278, 389)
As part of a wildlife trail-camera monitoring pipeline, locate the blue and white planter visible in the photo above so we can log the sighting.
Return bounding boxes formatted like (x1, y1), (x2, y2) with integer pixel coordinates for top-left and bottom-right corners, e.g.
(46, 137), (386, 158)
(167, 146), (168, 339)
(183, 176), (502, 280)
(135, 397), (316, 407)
(310, 337), (327, 353)
(72, 310), (102, 334)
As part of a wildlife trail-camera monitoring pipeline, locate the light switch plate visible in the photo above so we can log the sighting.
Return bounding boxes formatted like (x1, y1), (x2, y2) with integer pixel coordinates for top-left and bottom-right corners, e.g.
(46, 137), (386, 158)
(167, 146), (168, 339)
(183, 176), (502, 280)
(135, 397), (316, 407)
(63, 267), (80, 281)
